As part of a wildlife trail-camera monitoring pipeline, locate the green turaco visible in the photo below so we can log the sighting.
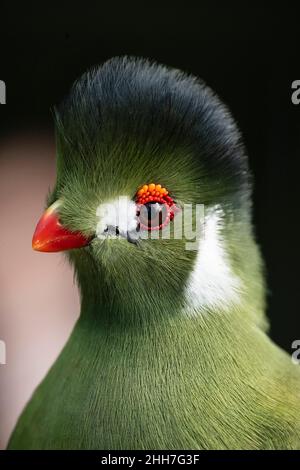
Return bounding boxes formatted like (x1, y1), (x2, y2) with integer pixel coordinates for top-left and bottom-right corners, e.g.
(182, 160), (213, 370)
(8, 57), (300, 449)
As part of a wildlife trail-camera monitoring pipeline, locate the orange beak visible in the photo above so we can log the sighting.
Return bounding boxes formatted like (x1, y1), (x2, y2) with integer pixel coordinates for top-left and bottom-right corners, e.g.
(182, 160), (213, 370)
(32, 201), (91, 252)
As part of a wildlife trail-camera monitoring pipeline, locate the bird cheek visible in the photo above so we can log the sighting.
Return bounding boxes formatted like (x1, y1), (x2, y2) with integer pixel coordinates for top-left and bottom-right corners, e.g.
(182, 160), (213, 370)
(32, 200), (91, 252)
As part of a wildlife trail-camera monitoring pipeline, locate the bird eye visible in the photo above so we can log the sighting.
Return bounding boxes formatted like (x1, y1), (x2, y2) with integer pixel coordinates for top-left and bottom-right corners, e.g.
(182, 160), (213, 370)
(138, 202), (170, 230)
(135, 183), (178, 231)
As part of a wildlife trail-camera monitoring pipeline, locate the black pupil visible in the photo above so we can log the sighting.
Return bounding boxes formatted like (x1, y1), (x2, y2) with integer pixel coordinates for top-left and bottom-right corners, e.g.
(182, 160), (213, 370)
(139, 202), (167, 228)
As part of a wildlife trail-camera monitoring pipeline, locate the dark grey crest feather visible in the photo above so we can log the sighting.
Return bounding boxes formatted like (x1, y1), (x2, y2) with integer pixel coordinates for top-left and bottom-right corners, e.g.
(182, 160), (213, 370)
(56, 56), (250, 202)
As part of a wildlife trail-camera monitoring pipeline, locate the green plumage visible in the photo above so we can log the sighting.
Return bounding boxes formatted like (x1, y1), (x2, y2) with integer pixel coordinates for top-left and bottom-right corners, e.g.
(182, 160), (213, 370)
(8, 57), (300, 449)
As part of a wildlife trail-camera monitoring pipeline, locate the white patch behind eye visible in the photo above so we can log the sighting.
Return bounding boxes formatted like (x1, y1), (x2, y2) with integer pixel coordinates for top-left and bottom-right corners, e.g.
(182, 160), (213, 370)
(184, 207), (242, 314)
(96, 196), (137, 237)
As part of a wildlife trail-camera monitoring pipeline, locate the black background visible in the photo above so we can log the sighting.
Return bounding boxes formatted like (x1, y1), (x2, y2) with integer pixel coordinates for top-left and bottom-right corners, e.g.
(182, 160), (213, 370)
(0, 4), (299, 352)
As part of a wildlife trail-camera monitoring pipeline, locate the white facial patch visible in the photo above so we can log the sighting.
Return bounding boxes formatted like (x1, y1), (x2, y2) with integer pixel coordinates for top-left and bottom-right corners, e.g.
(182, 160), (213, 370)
(184, 207), (242, 314)
(96, 196), (138, 238)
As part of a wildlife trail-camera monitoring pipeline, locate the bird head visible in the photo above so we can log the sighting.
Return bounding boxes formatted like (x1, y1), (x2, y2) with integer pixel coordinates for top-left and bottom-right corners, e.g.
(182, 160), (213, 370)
(32, 57), (254, 323)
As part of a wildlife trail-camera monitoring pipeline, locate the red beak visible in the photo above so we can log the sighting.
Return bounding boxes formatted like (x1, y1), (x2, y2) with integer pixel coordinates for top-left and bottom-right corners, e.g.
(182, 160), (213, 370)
(32, 201), (91, 252)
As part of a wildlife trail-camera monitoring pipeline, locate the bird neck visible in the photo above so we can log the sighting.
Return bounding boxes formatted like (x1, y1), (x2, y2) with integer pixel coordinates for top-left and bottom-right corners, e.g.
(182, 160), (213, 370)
(69, 291), (266, 378)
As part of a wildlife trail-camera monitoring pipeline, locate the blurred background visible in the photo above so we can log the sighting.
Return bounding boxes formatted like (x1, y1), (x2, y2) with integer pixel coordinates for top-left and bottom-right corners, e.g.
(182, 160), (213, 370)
(0, 4), (300, 448)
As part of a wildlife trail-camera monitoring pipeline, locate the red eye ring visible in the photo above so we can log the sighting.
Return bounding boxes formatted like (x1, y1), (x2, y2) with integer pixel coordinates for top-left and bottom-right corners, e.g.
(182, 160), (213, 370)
(135, 183), (178, 231)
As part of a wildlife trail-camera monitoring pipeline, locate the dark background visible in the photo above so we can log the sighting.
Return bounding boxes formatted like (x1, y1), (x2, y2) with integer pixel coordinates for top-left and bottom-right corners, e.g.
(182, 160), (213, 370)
(0, 4), (299, 352)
